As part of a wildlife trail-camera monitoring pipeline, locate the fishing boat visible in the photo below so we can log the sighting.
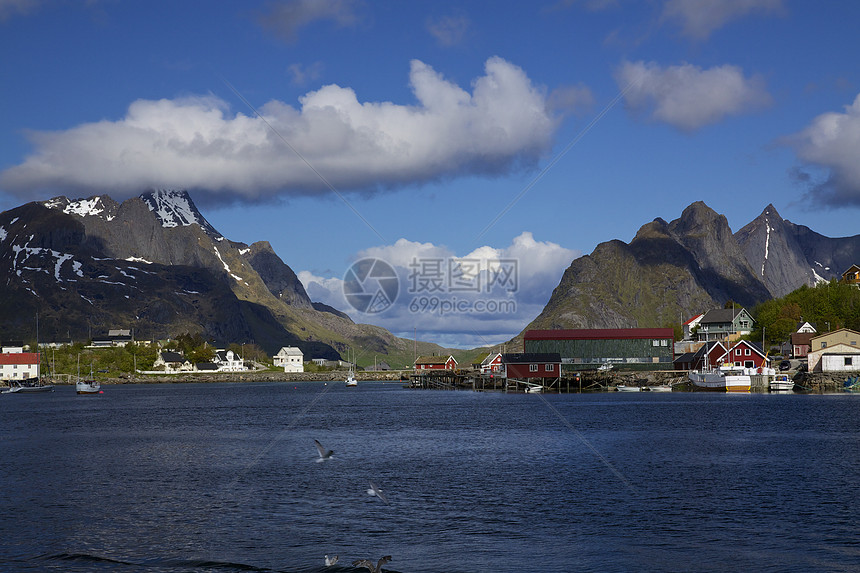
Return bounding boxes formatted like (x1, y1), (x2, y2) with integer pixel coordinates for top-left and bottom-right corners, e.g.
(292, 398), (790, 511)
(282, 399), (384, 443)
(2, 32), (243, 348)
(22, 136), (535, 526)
(2, 377), (54, 394)
(689, 364), (752, 392)
(75, 357), (103, 395)
(769, 374), (793, 392)
(76, 378), (102, 395)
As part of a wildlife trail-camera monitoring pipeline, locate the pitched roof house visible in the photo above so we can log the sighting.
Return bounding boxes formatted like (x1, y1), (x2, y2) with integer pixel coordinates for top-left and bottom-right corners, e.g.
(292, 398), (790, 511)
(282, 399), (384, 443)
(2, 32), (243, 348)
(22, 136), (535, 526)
(414, 355), (457, 370)
(274, 346), (304, 373)
(695, 308), (754, 341)
(0, 352), (40, 381)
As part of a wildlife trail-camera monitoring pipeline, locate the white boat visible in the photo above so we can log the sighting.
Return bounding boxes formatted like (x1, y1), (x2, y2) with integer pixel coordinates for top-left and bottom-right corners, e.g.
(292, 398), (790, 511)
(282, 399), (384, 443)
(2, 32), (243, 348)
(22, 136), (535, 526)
(598, 363), (613, 371)
(76, 379), (102, 395)
(345, 366), (357, 387)
(647, 384), (673, 392)
(769, 374), (793, 392)
(525, 385), (543, 393)
(615, 385), (640, 392)
(2, 378), (54, 394)
(689, 365), (752, 392)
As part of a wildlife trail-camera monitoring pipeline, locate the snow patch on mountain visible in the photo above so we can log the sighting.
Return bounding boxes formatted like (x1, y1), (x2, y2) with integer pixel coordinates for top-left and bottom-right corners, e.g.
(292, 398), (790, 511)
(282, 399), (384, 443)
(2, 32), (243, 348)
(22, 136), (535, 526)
(140, 189), (221, 238)
(0, 227), (6, 241)
(44, 196), (116, 220)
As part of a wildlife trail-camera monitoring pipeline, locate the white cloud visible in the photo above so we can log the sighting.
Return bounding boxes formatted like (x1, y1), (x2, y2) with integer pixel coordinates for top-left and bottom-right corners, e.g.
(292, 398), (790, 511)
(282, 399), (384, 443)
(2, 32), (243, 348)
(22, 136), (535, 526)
(298, 232), (579, 348)
(1, 57), (559, 202)
(615, 60), (771, 132)
(661, 0), (785, 40)
(785, 93), (860, 207)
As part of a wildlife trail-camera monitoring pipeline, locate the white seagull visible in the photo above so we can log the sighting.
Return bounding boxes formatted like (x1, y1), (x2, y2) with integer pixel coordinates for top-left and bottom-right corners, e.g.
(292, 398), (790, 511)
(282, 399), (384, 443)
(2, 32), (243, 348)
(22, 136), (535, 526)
(352, 555), (392, 573)
(314, 439), (334, 462)
(324, 554), (338, 566)
(366, 481), (389, 504)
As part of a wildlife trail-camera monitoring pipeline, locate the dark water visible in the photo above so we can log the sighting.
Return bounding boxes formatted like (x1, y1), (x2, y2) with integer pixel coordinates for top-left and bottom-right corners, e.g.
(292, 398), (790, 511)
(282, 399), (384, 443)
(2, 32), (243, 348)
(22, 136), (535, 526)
(1, 382), (859, 573)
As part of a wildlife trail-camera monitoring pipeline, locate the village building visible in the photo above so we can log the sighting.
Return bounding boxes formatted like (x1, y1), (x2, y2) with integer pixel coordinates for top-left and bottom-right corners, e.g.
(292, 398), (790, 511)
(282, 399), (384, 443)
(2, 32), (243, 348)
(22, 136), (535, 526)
(693, 308), (754, 342)
(153, 351), (192, 373)
(683, 314), (704, 340)
(673, 341), (726, 371)
(0, 351), (40, 381)
(501, 353), (561, 381)
(214, 349), (246, 372)
(840, 264), (860, 286)
(273, 346), (304, 373)
(524, 328), (674, 370)
(725, 340), (768, 370)
(807, 328), (860, 372)
(90, 329), (134, 348)
(480, 352), (503, 374)
(414, 355), (457, 371)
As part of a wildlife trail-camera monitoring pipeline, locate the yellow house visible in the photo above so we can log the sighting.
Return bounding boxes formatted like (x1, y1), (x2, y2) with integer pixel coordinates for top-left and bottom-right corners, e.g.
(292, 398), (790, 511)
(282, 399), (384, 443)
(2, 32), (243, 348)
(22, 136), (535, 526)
(840, 264), (860, 286)
(807, 328), (860, 372)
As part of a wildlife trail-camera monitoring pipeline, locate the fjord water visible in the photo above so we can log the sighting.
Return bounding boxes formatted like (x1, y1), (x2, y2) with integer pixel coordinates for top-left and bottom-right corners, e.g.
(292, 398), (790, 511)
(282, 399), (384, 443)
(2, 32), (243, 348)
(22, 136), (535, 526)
(1, 383), (858, 573)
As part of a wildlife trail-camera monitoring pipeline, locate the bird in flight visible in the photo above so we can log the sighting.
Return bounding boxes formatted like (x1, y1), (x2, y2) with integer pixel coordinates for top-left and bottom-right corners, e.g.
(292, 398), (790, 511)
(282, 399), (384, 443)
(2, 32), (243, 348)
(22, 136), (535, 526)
(314, 439), (334, 462)
(367, 481), (389, 504)
(352, 555), (392, 573)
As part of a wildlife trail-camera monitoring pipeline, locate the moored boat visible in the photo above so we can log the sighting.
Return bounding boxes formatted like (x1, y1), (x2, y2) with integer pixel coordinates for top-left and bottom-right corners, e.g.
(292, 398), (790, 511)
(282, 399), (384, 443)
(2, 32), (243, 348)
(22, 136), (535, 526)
(76, 379), (102, 395)
(689, 365), (752, 392)
(769, 374), (793, 392)
(615, 384), (640, 392)
(2, 378), (54, 394)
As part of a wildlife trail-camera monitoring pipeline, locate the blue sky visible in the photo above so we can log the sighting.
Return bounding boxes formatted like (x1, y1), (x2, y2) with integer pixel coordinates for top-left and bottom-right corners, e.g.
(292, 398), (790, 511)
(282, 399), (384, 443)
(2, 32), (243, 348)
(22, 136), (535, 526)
(3, 0), (860, 348)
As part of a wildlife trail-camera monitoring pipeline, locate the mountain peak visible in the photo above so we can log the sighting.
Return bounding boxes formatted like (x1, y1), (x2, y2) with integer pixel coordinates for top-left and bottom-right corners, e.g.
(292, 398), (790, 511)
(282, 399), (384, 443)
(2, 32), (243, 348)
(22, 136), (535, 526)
(139, 189), (221, 238)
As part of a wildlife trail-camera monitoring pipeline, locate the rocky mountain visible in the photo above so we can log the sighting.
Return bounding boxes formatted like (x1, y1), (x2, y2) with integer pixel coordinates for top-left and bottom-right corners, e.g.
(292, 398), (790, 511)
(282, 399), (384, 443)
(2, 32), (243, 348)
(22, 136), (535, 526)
(521, 201), (860, 336)
(0, 189), (445, 362)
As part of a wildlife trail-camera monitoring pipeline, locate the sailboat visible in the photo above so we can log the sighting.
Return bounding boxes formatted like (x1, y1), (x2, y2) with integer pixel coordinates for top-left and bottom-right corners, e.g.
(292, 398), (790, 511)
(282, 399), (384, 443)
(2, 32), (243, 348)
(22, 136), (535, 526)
(76, 357), (102, 395)
(345, 348), (357, 387)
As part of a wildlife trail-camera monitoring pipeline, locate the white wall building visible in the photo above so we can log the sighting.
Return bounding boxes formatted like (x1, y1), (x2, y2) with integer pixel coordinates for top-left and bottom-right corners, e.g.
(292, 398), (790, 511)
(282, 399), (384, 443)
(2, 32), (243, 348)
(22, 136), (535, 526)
(274, 346), (304, 373)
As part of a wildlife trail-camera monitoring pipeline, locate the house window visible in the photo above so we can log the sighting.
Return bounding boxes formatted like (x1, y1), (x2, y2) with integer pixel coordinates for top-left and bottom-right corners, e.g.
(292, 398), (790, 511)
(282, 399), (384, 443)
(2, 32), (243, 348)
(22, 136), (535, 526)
(846, 357), (853, 367)
(745, 348), (751, 356)
(653, 340), (660, 347)
(822, 342), (827, 348)
(529, 364), (538, 372)
(661, 339), (668, 346)
(546, 364), (554, 371)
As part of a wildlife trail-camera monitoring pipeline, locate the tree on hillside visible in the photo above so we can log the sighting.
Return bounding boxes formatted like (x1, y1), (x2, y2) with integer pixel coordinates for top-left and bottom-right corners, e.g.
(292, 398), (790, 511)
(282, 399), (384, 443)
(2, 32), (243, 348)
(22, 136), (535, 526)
(751, 281), (860, 346)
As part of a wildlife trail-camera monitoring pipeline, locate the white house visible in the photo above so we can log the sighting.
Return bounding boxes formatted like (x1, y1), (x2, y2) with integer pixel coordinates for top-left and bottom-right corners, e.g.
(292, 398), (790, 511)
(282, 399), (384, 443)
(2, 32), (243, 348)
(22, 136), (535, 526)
(0, 351), (39, 381)
(153, 351), (193, 373)
(214, 349), (246, 372)
(274, 346), (304, 373)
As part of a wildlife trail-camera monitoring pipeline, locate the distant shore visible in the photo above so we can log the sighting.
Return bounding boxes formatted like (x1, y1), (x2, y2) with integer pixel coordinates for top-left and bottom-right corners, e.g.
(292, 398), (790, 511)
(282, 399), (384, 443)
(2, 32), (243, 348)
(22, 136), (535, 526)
(24, 369), (853, 392)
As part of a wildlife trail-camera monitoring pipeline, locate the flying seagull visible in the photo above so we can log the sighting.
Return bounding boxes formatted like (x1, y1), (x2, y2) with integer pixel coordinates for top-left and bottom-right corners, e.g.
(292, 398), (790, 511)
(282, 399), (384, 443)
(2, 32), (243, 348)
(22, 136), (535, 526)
(314, 439), (334, 462)
(367, 481), (389, 504)
(352, 555), (392, 573)
(324, 554), (338, 566)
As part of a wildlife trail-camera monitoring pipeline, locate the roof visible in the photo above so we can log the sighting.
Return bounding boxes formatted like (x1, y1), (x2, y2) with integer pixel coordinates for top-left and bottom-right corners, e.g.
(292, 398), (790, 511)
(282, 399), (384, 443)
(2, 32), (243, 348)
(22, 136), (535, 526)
(160, 351), (185, 363)
(790, 332), (816, 345)
(501, 352), (561, 363)
(525, 328), (674, 341)
(684, 314), (704, 326)
(415, 355), (456, 365)
(277, 346), (304, 356)
(699, 308), (750, 324)
(0, 352), (39, 365)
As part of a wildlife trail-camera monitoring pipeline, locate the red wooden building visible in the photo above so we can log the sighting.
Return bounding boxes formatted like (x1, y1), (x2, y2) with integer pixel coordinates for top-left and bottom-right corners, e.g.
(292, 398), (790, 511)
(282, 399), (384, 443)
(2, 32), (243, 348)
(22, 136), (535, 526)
(726, 340), (768, 369)
(501, 353), (562, 380)
(414, 355), (457, 371)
